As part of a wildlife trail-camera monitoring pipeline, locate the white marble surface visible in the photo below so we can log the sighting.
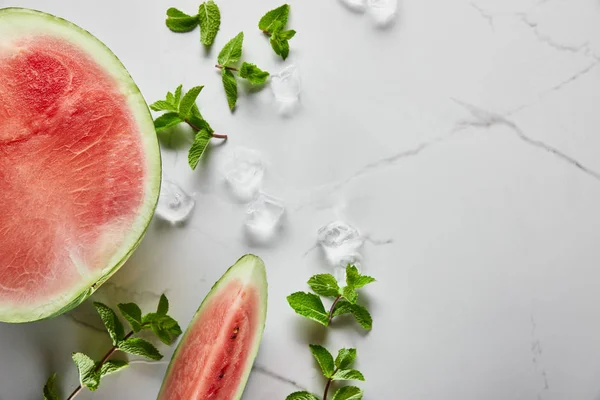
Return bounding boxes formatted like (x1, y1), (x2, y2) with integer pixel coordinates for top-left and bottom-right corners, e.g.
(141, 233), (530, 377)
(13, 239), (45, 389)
(2, 0), (600, 399)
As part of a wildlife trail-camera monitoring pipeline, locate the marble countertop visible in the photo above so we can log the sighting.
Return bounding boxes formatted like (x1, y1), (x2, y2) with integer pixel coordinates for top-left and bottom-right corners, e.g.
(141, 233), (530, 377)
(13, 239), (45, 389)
(2, 0), (600, 399)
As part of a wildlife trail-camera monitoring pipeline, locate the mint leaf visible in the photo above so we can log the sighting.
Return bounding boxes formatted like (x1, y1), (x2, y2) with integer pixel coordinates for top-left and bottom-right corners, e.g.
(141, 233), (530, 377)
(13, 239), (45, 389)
(307, 274), (340, 297)
(221, 68), (238, 111)
(332, 369), (365, 381)
(286, 392), (320, 400)
(117, 303), (143, 333)
(151, 315), (182, 345)
(157, 294), (169, 315)
(189, 107), (213, 133)
(179, 86), (204, 119)
(118, 338), (163, 361)
(279, 29), (296, 40)
(188, 130), (212, 170)
(217, 32), (244, 66)
(335, 348), (356, 369)
(150, 100), (177, 113)
(166, 8), (199, 33)
(331, 386), (363, 400)
(309, 344), (335, 378)
(342, 286), (358, 304)
(259, 4), (290, 33)
(239, 62), (270, 85)
(72, 353), (100, 391)
(154, 112), (183, 132)
(100, 360), (128, 378)
(270, 34), (290, 60)
(287, 292), (329, 326)
(43, 373), (59, 400)
(94, 302), (124, 346)
(198, 1), (220, 46)
(346, 265), (375, 289)
(332, 301), (372, 330)
(174, 84), (183, 106)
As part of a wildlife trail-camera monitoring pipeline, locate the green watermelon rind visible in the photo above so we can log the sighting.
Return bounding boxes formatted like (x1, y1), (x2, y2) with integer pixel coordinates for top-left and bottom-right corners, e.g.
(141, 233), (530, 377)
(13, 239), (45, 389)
(158, 254), (268, 400)
(0, 8), (161, 323)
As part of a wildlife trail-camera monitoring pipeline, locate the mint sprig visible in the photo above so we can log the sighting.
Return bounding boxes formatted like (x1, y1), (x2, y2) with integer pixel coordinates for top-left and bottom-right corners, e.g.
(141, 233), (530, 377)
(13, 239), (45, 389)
(150, 85), (227, 169)
(165, 1), (221, 46)
(43, 295), (181, 400)
(286, 345), (365, 400)
(287, 265), (375, 330)
(259, 4), (296, 60)
(216, 32), (270, 111)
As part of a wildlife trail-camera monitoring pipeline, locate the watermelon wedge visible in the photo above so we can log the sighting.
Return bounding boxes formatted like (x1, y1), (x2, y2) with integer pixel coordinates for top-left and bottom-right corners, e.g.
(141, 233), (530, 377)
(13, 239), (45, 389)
(158, 254), (268, 400)
(0, 8), (161, 323)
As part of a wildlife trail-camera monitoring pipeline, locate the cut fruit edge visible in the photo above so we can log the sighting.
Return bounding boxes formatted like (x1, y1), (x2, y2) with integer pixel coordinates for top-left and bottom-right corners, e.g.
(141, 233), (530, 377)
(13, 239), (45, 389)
(0, 8), (161, 323)
(159, 254), (268, 400)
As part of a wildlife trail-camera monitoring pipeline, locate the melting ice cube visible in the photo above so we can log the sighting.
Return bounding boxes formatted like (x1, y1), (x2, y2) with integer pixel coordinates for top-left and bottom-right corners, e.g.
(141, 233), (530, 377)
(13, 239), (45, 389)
(367, 0), (398, 27)
(271, 65), (301, 116)
(223, 148), (265, 202)
(338, 0), (367, 12)
(155, 180), (195, 224)
(245, 193), (285, 244)
(317, 221), (365, 272)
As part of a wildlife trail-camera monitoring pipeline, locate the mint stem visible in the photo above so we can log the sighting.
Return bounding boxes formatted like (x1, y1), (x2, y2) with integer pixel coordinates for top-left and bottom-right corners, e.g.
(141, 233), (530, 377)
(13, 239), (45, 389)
(185, 119), (228, 140)
(328, 295), (342, 325)
(215, 64), (239, 72)
(322, 368), (338, 400)
(262, 30), (272, 36)
(65, 331), (134, 400)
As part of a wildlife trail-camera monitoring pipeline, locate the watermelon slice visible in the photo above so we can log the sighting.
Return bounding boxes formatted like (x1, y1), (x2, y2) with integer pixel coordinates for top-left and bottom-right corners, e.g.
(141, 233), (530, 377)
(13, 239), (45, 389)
(158, 254), (268, 400)
(0, 8), (161, 323)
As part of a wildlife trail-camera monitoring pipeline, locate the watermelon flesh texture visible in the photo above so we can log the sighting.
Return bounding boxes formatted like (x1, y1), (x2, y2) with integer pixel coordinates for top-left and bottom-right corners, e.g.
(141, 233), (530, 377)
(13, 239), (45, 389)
(0, 8), (160, 323)
(159, 255), (268, 400)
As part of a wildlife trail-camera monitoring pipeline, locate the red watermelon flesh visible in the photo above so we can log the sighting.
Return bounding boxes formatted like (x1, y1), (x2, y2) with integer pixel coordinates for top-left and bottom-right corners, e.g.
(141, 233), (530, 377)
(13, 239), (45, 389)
(0, 8), (160, 322)
(158, 255), (268, 400)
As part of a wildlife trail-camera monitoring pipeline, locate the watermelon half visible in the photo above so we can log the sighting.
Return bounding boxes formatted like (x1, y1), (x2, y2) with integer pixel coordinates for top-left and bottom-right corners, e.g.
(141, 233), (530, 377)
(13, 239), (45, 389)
(158, 254), (268, 400)
(0, 8), (161, 323)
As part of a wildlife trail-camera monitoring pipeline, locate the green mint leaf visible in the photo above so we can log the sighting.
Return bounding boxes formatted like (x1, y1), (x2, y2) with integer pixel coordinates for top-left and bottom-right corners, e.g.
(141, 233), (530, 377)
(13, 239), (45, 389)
(117, 337), (163, 361)
(117, 303), (143, 333)
(309, 344), (335, 378)
(157, 294), (169, 315)
(332, 369), (365, 381)
(43, 373), (59, 400)
(285, 392), (320, 400)
(150, 315), (182, 345)
(141, 312), (158, 325)
(188, 129), (212, 170)
(259, 4), (290, 33)
(332, 301), (372, 330)
(154, 112), (183, 132)
(287, 292), (329, 326)
(166, 91), (175, 104)
(331, 386), (363, 400)
(99, 360), (128, 378)
(307, 274), (340, 298)
(221, 68), (238, 111)
(174, 84), (183, 106)
(342, 286), (358, 304)
(72, 353), (100, 391)
(279, 29), (296, 40)
(152, 321), (172, 345)
(166, 8), (199, 33)
(150, 100), (177, 112)
(94, 302), (125, 346)
(270, 34), (290, 60)
(179, 86), (204, 118)
(189, 107), (214, 134)
(198, 1), (221, 46)
(239, 62), (270, 85)
(335, 348), (357, 369)
(346, 265), (375, 289)
(217, 32), (244, 66)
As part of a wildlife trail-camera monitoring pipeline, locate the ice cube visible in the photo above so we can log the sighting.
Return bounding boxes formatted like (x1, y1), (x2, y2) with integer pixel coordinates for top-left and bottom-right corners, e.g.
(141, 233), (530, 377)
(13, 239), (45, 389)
(317, 221), (365, 268)
(271, 65), (301, 116)
(223, 148), (265, 202)
(338, 0), (367, 12)
(245, 193), (285, 244)
(367, 0), (398, 27)
(155, 180), (195, 224)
